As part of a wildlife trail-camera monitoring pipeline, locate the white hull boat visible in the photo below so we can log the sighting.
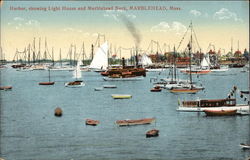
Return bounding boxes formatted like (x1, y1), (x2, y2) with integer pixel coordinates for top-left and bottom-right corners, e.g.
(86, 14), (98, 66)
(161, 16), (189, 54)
(177, 104), (249, 112)
(103, 76), (144, 81)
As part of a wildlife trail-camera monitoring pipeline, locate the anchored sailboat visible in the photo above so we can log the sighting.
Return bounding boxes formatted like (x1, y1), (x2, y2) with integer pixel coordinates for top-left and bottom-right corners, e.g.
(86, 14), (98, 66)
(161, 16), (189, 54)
(39, 69), (55, 85)
(65, 60), (85, 87)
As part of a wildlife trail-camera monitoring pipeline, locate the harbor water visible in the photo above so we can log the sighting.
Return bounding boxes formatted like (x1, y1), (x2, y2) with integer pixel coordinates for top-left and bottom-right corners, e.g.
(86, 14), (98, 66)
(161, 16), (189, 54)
(0, 67), (249, 160)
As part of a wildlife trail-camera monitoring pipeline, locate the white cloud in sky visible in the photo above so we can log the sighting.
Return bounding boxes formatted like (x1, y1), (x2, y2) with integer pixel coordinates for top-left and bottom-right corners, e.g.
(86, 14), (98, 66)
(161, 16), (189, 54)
(213, 8), (243, 22)
(151, 21), (187, 35)
(14, 17), (24, 21)
(25, 20), (40, 27)
(190, 10), (201, 17)
(8, 18), (40, 30)
(103, 10), (136, 21)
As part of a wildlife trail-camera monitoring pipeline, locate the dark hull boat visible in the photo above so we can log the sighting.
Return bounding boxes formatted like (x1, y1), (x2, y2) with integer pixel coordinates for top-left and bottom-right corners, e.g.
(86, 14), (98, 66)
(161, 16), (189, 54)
(39, 82), (55, 85)
(146, 129), (159, 138)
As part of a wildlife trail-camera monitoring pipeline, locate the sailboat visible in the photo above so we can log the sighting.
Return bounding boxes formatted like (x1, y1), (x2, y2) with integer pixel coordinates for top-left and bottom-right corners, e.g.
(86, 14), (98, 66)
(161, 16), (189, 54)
(180, 54), (211, 74)
(89, 42), (108, 72)
(65, 60), (85, 87)
(39, 69), (55, 85)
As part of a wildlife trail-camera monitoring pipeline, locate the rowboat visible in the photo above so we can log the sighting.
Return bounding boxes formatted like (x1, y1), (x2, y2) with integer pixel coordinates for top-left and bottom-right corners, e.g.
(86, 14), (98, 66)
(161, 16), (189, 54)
(39, 82), (55, 85)
(103, 85), (117, 88)
(0, 86), (12, 90)
(85, 119), (100, 126)
(239, 143), (250, 149)
(204, 109), (237, 116)
(65, 80), (85, 88)
(115, 118), (155, 126)
(146, 129), (159, 138)
(150, 86), (162, 92)
(112, 94), (132, 99)
(94, 87), (103, 91)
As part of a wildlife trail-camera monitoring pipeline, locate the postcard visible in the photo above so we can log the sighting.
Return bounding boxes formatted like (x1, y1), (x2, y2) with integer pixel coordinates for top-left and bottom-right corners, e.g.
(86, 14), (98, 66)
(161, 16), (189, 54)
(0, 1), (249, 160)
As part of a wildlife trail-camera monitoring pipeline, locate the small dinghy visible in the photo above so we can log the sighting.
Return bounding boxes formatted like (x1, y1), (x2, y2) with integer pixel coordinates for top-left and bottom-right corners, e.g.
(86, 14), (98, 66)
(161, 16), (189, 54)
(239, 143), (250, 149)
(146, 129), (159, 138)
(85, 119), (100, 126)
(0, 86), (12, 90)
(94, 87), (103, 91)
(112, 94), (132, 99)
(150, 86), (162, 92)
(103, 85), (117, 88)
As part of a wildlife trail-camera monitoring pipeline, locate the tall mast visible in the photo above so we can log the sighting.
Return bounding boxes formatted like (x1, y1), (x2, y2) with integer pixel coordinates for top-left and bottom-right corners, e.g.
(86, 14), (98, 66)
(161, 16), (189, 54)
(38, 37), (41, 63)
(189, 22), (193, 87)
(91, 44), (94, 60)
(33, 37), (36, 63)
(28, 44), (30, 65)
(231, 38), (233, 54)
(59, 48), (62, 67)
(48, 68), (51, 82)
(173, 46), (177, 81)
(82, 42), (85, 65)
(52, 47), (54, 66)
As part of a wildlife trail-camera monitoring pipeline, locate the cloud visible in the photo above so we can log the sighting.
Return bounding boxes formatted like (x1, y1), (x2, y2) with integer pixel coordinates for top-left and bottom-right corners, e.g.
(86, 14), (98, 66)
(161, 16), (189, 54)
(25, 20), (40, 27)
(190, 10), (201, 17)
(63, 27), (74, 32)
(8, 18), (40, 30)
(151, 21), (187, 35)
(213, 8), (243, 22)
(151, 22), (170, 32)
(14, 17), (24, 21)
(103, 10), (136, 21)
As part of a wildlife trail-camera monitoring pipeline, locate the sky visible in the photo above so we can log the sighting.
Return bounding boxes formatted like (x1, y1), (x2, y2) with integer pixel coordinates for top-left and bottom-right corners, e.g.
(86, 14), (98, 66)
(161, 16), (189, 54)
(0, 0), (249, 60)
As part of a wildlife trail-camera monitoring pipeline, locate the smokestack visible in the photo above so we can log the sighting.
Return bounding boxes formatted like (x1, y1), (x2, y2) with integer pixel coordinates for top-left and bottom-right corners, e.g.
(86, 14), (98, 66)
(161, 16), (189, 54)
(120, 14), (141, 68)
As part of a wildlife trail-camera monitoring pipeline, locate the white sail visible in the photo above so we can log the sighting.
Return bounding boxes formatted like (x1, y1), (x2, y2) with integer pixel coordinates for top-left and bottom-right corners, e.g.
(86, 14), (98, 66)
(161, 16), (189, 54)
(201, 55), (210, 68)
(141, 54), (153, 66)
(73, 60), (82, 79)
(89, 42), (108, 70)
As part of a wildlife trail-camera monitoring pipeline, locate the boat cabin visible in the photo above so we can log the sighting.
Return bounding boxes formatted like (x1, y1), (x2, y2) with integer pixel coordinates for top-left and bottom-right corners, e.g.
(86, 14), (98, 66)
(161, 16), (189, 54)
(182, 98), (236, 107)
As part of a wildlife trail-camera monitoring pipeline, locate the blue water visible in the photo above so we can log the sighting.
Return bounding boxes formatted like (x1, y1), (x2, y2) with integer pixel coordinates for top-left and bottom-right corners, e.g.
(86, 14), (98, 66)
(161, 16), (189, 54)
(0, 66), (249, 160)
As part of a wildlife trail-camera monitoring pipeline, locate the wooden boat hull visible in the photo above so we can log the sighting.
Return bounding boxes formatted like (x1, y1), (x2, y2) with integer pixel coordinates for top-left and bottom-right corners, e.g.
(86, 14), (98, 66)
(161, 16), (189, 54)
(150, 88), (162, 92)
(65, 81), (85, 87)
(180, 70), (211, 74)
(112, 94), (132, 99)
(146, 129), (159, 138)
(0, 86), (12, 90)
(170, 88), (200, 93)
(204, 109), (237, 116)
(39, 82), (55, 85)
(85, 119), (100, 126)
(116, 118), (155, 126)
(103, 76), (144, 81)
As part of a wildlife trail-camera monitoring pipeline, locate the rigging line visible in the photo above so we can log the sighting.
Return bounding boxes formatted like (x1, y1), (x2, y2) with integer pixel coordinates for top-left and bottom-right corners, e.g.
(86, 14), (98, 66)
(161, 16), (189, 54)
(192, 26), (201, 51)
(176, 23), (191, 51)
